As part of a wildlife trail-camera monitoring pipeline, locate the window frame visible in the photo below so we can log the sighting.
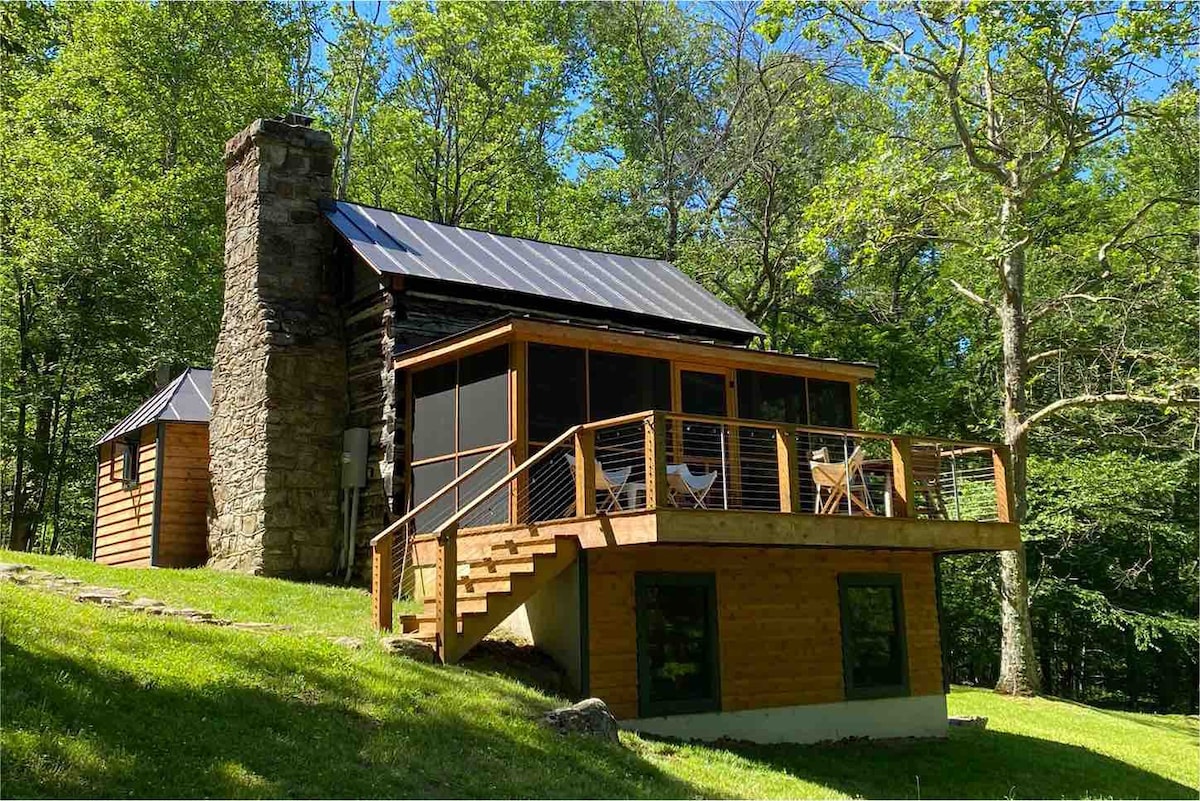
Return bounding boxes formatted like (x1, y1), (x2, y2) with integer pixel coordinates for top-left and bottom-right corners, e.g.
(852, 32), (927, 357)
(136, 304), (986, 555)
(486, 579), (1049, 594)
(635, 571), (722, 718)
(838, 572), (910, 700)
(120, 436), (140, 486)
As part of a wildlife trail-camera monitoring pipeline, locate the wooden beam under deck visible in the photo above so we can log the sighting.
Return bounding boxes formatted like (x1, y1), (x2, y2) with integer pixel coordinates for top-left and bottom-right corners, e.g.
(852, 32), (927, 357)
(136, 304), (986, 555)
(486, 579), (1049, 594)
(411, 508), (1020, 562)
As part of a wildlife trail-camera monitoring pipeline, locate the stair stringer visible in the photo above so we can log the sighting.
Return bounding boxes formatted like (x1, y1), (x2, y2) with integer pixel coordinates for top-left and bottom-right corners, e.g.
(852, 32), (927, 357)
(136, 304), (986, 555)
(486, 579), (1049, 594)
(445, 537), (580, 664)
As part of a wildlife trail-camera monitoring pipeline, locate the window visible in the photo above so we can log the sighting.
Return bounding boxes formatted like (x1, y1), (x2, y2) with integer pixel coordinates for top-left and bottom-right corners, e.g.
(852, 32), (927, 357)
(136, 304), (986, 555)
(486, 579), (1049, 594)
(120, 437), (140, 485)
(839, 573), (909, 699)
(636, 572), (721, 717)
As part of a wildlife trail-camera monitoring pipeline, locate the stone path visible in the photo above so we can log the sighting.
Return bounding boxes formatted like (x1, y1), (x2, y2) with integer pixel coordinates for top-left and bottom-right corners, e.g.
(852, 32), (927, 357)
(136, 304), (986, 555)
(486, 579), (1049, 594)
(0, 561), (441, 658)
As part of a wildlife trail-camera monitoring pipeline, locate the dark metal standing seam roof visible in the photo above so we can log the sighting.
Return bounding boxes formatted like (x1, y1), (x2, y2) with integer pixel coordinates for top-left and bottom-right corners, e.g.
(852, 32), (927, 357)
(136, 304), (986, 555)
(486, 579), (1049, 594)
(322, 200), (765, 339)
(96, 368), (212, 446)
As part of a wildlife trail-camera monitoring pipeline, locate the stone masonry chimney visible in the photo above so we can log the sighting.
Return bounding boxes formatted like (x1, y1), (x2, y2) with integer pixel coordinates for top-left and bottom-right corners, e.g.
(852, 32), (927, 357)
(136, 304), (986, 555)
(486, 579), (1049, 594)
(208, 116), (347, 577)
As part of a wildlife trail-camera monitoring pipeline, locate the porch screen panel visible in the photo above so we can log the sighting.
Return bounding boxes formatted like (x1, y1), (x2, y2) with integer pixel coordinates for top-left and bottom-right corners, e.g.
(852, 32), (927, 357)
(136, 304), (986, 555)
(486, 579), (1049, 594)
(528, 344), (586, 442)
(411, 363), (456, 461)
(736, 371), (807, 424)
(411, 458), (456, 532)
(589, 351), (670, 420)
(457, 346), (509, 451)
(808, 379), (852, 428)
(457, 451), (509, 527)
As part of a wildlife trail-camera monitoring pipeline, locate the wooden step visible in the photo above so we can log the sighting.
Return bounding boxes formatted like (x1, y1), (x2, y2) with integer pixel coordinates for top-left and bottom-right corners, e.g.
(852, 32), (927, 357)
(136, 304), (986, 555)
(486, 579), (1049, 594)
(467, 553), (537, 579)
(490, 535), (559, 556)
(457, 573), (513, 593)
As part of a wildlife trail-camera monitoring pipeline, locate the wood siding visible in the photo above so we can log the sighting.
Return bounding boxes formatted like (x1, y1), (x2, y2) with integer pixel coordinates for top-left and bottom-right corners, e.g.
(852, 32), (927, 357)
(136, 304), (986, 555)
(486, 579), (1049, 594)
(94, 425), (159, 567)
(154, 423), (209, 567)
(586, 545), (943, 719)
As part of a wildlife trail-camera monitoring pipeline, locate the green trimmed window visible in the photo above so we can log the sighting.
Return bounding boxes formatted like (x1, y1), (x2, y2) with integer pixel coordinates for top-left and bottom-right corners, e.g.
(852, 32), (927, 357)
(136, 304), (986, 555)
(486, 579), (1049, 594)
(839, 573), (909, 699)
(635, 572), (721, 717)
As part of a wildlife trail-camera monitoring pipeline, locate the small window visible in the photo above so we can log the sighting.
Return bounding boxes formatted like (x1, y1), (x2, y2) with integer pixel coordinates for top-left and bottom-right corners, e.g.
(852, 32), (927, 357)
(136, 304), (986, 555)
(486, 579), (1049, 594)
(636, 572), (721, 717)
(120, 437), (140, 485)
(839, 573), (909, 699)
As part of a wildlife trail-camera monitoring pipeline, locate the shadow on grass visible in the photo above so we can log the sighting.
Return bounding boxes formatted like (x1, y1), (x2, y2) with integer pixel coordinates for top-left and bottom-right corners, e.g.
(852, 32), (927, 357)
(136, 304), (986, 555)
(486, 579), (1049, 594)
(1, 630), (698, 799)
(697, 725), (1196, 799)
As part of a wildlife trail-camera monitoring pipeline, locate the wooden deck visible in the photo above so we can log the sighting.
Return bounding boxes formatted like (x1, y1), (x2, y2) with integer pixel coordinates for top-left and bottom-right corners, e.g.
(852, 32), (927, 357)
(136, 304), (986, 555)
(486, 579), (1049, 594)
(372, 409), (1020, 662)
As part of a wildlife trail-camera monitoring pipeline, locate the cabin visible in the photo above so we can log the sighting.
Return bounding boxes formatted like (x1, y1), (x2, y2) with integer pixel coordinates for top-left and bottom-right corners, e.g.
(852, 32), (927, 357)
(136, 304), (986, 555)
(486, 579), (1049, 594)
(95, 114), (1022, 745)
(92, 368), (211, 568)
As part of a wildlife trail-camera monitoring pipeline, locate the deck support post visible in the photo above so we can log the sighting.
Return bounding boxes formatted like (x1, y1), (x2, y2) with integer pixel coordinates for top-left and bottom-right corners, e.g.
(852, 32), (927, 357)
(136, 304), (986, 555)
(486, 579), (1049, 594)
(575, 429), (596, 516)
(992, 444), (1015, 523)
(509, 342), (528, 525)
(645, 412), (668, 509)
(372, 535), (393, 631)
(436, 524), (458, 663)
(775, 427), (800, 513)
(890, 436), (914, 518)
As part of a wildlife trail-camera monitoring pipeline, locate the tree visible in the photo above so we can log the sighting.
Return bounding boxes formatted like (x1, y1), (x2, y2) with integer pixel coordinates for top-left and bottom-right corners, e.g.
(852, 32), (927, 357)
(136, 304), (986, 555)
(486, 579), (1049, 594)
(764, 1), (1199, 693)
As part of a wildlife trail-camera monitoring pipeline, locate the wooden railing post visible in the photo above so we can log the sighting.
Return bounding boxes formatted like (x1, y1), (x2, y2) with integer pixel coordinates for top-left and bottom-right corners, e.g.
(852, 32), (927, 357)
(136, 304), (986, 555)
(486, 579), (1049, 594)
(890, 436), (914, 518)
(776, 426), (800, 513)
(992, 444), (1015, 523)
(574, 428), (596, 517)
(372, 536), (393, 631)
(436, 524), (458, 663)
(645, 412), (668, 509)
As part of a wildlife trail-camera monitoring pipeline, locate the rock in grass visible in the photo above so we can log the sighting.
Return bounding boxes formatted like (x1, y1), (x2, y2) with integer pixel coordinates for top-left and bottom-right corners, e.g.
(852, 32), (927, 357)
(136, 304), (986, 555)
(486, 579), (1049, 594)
(541, 698), (620, 744)
(329, 636), (364, 650)
(77, 587), (130, 602)
(0, 563), (32, 575)
(949, 715), (988, 729)
(379, 635), (437, 663)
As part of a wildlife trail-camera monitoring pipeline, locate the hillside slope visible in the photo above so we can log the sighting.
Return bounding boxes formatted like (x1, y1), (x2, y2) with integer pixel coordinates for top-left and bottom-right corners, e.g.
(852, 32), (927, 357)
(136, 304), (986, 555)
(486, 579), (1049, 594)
(1, 552), (1196, 799)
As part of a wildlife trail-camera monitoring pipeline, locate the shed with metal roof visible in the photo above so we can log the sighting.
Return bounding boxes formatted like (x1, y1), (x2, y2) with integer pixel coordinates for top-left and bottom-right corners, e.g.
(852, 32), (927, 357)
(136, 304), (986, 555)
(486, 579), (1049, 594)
(93, 368), (211, 568)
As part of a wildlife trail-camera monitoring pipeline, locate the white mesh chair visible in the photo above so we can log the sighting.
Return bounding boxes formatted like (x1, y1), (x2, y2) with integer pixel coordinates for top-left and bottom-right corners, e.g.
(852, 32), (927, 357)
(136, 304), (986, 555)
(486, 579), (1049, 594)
(565, 454), (632, 512)
(666, 463), (719, 509)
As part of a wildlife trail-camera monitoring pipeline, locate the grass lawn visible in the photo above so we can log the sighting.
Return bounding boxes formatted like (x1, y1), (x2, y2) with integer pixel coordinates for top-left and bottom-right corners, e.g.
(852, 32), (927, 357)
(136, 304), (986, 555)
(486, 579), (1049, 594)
(2, 553), (1197, 799)
(0, 549), (382, 639)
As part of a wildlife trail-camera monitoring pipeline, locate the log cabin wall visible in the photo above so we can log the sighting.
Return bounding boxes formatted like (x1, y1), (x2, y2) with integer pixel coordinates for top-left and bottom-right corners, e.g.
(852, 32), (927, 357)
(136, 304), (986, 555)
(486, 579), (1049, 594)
(93, 424), (159, 567)
(586, 545), (943, 719)
(154, 423), (209, 567)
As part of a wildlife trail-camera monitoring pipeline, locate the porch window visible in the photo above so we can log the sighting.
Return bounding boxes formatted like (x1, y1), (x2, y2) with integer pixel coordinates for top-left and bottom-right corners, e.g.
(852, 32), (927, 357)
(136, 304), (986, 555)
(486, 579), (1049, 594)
(120, 437), (140, 485)
(808, 378), (852, 428)
(838, 573), (909, 699)
(589, 351), (670, 421)
(410, 346), (510, 530)
(736, 370), (807, 424)
(635, 572), (721, 717)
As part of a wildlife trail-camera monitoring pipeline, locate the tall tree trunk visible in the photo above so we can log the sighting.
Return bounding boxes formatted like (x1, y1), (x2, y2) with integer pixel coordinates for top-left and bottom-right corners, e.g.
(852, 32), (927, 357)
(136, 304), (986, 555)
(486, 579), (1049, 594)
(995, 192), (1041, 695)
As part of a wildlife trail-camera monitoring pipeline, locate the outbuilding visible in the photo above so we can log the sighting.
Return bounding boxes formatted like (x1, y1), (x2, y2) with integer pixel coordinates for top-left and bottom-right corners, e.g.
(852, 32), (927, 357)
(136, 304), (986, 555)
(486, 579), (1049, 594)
(92, 368), (211, 567)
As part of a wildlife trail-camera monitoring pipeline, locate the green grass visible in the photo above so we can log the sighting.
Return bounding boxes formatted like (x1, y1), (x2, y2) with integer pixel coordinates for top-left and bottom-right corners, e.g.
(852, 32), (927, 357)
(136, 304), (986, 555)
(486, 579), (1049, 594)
(0, 549), (380, 639)
(2, 553), (1197, 799)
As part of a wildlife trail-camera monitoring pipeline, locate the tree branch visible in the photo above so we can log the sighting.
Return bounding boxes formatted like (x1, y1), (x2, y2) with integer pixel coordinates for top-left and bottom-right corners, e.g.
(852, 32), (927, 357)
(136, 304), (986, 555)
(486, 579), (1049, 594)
(1099, 195), (1200, 267)
(948, 279), (998, 315)
(1019, 391), (1200, 438)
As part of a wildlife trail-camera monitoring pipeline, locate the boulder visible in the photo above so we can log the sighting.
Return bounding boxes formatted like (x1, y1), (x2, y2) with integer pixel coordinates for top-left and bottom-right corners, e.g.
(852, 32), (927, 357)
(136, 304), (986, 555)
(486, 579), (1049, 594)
(380, 635), (437, 663)
(541, 698), (620, 744)
(948, 715), (989, 729)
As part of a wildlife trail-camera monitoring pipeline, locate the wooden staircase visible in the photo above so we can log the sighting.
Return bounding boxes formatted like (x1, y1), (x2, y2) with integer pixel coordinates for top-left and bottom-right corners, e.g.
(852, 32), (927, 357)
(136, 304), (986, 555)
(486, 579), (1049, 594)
(398, 532), (579, 662)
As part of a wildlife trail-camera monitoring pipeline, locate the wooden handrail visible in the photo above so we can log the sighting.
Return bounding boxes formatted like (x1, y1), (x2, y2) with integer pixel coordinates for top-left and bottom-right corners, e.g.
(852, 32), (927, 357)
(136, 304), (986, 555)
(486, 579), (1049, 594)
(370, 439), (514, 546)
(435, 424), (583, 538)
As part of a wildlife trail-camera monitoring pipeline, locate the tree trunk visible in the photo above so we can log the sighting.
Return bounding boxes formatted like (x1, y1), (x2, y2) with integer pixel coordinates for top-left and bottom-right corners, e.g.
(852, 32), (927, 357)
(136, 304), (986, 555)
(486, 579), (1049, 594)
(994, 192), (1042, 696)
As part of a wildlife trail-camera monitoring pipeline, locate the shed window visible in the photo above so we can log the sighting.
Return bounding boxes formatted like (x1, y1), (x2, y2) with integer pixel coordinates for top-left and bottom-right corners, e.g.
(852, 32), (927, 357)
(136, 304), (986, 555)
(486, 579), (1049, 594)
(839, 573), (909, 699)
(636, 572), (721, 717)
(120, 437), (140, 485)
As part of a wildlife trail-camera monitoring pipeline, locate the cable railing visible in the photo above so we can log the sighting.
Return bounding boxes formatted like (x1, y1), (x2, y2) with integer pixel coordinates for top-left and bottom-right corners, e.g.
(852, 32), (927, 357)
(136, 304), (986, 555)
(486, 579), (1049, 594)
(370, 410), (1015, 635)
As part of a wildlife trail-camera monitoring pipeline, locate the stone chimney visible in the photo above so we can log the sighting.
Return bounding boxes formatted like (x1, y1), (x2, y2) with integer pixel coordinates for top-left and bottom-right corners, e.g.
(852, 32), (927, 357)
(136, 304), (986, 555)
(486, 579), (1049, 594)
(208, 116), (347, 577)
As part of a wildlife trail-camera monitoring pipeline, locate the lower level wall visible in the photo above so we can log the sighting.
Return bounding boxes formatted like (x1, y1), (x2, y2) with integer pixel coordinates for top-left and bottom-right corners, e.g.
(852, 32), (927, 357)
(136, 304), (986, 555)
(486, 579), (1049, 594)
(495, 561), (584, 693)
(624, 693), (948, 744)
(587, 545), (944, 722)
